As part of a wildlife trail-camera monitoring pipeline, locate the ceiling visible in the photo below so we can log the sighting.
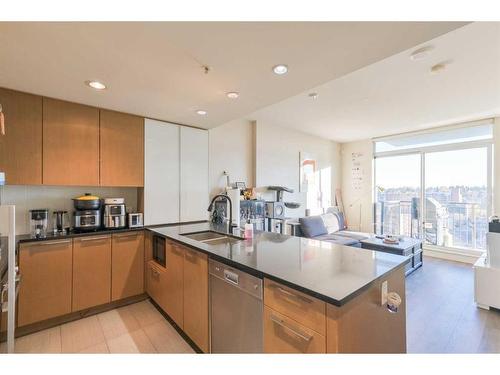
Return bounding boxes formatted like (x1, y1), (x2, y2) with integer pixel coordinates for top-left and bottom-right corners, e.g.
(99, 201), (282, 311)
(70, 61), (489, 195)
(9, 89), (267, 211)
(250, 22), (500, 142)
(0, 22), (467, 128)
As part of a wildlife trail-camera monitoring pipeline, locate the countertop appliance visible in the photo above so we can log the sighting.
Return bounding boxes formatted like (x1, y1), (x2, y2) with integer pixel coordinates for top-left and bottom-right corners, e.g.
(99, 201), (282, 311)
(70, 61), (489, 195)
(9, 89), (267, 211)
(128, 213), (143, 228)
(29, 209), (49, 238)
(73, 210), (101, 232)
(209, 259), (263, 353)
(73, 193), (102, 232)
(474, 217), (500, 310)
(52, 210), (70, 234)
(240, 200), (266, 232)
(103, 198), (126, 229)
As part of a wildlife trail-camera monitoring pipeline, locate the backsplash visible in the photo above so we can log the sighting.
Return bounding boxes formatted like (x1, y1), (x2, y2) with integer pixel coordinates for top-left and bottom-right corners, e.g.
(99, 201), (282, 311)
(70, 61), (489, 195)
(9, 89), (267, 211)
(0, 185), (138, 235)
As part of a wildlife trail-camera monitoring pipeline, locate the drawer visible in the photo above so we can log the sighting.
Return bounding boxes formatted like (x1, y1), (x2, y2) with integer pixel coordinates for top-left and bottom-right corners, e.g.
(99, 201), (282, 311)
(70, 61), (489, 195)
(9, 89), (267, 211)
(264, 306), (326, 353)
(145, 260), (167, 311)
(264, 278), (326, 335)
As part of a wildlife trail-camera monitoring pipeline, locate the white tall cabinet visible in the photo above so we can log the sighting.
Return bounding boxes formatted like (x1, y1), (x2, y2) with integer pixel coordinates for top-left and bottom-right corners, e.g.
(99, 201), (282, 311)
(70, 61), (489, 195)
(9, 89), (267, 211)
(144, 119), (180, 225)
(144, 119), (209, 225)
(180, 127), (209, 222)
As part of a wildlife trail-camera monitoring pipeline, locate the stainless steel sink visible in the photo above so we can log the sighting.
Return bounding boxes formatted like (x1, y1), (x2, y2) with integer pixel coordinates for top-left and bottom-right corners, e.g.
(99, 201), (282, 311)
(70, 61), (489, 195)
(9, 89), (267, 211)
(180, 231), (243, 245)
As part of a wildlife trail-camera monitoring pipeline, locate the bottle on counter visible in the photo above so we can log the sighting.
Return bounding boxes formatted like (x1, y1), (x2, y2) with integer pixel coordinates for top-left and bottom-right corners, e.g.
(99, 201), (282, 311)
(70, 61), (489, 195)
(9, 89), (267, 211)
(244, 219), (254, 239)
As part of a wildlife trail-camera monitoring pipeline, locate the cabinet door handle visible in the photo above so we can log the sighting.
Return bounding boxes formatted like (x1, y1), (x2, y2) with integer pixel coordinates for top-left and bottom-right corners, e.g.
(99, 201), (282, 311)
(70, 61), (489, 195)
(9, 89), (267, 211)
(269, 283), (313, 304)
(35, 239), (72, 246)
(80, 236), (110, 242)
(184, 251), (198, 263)
(114, 232), (139, 239)
(270, 315), (312, 342)
(171, 245), (184, 256)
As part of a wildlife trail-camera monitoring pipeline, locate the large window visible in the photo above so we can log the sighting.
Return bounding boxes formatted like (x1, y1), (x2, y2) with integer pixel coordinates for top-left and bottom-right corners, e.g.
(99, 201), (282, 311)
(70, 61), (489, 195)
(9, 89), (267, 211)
(374, 120), (493, 253)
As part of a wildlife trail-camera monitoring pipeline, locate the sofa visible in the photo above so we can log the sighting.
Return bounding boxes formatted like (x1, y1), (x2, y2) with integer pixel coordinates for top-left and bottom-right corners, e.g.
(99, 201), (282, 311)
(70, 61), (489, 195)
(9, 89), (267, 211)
(299, 212), (370, 247)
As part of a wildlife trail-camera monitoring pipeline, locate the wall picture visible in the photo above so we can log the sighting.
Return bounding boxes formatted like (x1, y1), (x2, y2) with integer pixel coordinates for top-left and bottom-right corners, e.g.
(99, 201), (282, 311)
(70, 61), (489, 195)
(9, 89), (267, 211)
(300, 152), (317, 193)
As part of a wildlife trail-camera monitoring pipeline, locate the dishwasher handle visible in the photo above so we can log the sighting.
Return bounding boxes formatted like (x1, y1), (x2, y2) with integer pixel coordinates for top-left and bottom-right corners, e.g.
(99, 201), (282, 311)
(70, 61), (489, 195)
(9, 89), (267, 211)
(224, 269), (239, 285)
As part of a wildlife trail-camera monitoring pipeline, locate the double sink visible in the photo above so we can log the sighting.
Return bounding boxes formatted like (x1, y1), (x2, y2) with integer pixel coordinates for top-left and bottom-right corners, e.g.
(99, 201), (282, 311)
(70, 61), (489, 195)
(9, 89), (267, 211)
(181, 230), (244, 246)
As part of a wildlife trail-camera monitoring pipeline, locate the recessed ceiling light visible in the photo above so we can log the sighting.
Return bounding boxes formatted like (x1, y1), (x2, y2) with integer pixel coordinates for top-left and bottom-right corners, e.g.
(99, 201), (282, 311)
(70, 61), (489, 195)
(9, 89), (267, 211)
(226, 92), (239, 99)
(410, 46), (434, 61)
(308, 93), (319, 99)
(85, 80), (106, 90)
(430, 63), (447, 74)
(196, 110), (207, 115)
(272, 64), (288, 75)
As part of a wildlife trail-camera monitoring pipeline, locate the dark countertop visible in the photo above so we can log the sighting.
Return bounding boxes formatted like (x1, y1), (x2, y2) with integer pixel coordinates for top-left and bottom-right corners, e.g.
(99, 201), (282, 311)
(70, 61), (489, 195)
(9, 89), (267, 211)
(149, 222), (410, 306)
(16, 227), (144, 244)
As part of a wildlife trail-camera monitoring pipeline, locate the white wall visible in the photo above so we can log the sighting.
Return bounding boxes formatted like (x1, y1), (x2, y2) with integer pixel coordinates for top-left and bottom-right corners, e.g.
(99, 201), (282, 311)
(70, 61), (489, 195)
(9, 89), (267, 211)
(340, 139), (373, 232)
(254, 121), (341, 218)
(0, 186), (137, 235)
(494, 117), (500, 216)
(208, 119), (254, 196)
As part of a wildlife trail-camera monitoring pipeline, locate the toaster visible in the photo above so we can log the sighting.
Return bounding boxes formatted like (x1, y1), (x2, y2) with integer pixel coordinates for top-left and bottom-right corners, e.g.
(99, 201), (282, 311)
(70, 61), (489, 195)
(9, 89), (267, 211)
(128, 213), (144, 228)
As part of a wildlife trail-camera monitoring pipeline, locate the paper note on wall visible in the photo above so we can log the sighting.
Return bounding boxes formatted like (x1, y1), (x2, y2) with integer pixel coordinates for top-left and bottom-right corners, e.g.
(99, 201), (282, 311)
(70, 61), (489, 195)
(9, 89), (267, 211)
(351, 152), (364, 191)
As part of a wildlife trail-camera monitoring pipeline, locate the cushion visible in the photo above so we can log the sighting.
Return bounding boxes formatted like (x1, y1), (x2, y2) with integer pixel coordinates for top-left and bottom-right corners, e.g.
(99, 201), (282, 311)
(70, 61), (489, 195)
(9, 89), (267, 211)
(299, 216), (328, 238)
(334, 212), (347, 230)
(320, 213), (340, 234)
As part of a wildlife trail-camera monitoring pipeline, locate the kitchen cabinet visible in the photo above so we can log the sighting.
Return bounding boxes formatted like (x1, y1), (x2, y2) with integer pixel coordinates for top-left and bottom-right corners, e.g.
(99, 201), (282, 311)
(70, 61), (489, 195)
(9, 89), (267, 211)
(146, 260), (168, 312)
(263, 306), (326, 354)
(0, 88), (43, 185)
(264, 279), (326, 335)
(180, 127), (209, 222)
(18, 239), (73, 327)
(164, 240), (184, 328)
(72, 235), (111, 311)
(42, 98), (99, 185)
(100, 110), (144, 187)
(183, 245), (209, 352)
(144, 119), (180, 225)
(326, 267), (406, 353)
(111, 231), (145, 301)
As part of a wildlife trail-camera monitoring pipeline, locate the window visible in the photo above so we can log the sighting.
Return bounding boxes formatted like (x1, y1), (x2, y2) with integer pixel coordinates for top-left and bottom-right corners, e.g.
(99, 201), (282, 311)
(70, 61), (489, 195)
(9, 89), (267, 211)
(374, 120), (493, 253)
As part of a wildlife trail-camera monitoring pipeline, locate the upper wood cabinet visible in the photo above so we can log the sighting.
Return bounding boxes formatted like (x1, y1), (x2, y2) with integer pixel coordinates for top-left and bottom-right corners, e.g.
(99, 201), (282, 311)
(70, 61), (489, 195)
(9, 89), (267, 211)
(18, 239), (73, 327)
(0, 88), (42, 185)
(100, 109), (144, 187)
(43, 98), (99, 185)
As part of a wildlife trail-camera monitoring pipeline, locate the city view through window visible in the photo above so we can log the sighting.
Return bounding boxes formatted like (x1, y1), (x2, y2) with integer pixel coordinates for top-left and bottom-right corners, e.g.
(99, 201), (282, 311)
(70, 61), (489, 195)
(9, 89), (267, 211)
(375, 147), (489, 251)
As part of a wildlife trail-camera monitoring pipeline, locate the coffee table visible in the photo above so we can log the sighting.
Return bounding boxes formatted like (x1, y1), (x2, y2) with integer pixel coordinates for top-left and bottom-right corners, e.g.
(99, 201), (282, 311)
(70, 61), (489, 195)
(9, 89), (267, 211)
(360, 236), (423, 276)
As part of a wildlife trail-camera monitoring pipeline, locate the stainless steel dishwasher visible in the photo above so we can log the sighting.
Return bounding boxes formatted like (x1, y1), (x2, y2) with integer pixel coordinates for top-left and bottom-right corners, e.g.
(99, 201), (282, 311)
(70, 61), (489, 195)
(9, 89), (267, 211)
(209, 259), (263, 353)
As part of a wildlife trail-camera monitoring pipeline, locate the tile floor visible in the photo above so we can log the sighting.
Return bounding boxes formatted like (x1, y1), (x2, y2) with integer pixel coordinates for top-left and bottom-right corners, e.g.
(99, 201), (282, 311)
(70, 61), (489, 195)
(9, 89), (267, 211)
(1, 299), (194, 354)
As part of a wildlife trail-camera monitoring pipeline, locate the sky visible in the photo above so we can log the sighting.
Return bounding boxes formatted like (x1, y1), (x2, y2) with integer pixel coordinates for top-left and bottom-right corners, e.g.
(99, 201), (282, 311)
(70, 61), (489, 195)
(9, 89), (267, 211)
(375, 147), (488, 189)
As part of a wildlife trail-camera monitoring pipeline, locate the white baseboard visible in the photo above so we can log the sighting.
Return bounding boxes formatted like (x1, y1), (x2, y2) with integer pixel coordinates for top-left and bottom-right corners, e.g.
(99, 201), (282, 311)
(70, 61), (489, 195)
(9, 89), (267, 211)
(423, 247), (481, 264)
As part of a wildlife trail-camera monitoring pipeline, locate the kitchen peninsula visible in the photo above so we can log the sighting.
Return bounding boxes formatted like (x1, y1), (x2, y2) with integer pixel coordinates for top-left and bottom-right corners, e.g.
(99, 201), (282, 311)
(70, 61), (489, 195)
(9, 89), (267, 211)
(147, 222), (409, 354)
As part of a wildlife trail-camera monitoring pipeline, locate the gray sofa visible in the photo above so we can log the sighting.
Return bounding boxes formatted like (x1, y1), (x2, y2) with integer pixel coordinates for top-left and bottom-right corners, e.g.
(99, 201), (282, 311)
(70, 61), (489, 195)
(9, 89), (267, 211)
(299, 212), (370, 247)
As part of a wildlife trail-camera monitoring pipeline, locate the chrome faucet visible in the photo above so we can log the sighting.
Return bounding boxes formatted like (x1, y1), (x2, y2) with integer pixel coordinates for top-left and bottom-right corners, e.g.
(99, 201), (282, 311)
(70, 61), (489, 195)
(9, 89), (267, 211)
(208, 194), (235, 232)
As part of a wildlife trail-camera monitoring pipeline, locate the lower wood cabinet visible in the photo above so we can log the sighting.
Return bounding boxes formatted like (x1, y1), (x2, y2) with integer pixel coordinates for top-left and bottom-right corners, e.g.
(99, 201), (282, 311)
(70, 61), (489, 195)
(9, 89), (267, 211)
(183, 246), (209, 353)
(146, 260), (168, 311)
(18, 239), (73, 327)
(72, 235), (111, 311)
(111, 232), (145, 301)
(164, 241), (185, 328)
(263, 306), (326, 354)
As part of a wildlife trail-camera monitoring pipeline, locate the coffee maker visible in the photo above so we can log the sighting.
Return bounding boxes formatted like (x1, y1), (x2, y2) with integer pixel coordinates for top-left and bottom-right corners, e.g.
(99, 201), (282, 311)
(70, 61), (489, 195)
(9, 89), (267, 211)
(29, 209), (48, 238)
(103, 198), (127, 229)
